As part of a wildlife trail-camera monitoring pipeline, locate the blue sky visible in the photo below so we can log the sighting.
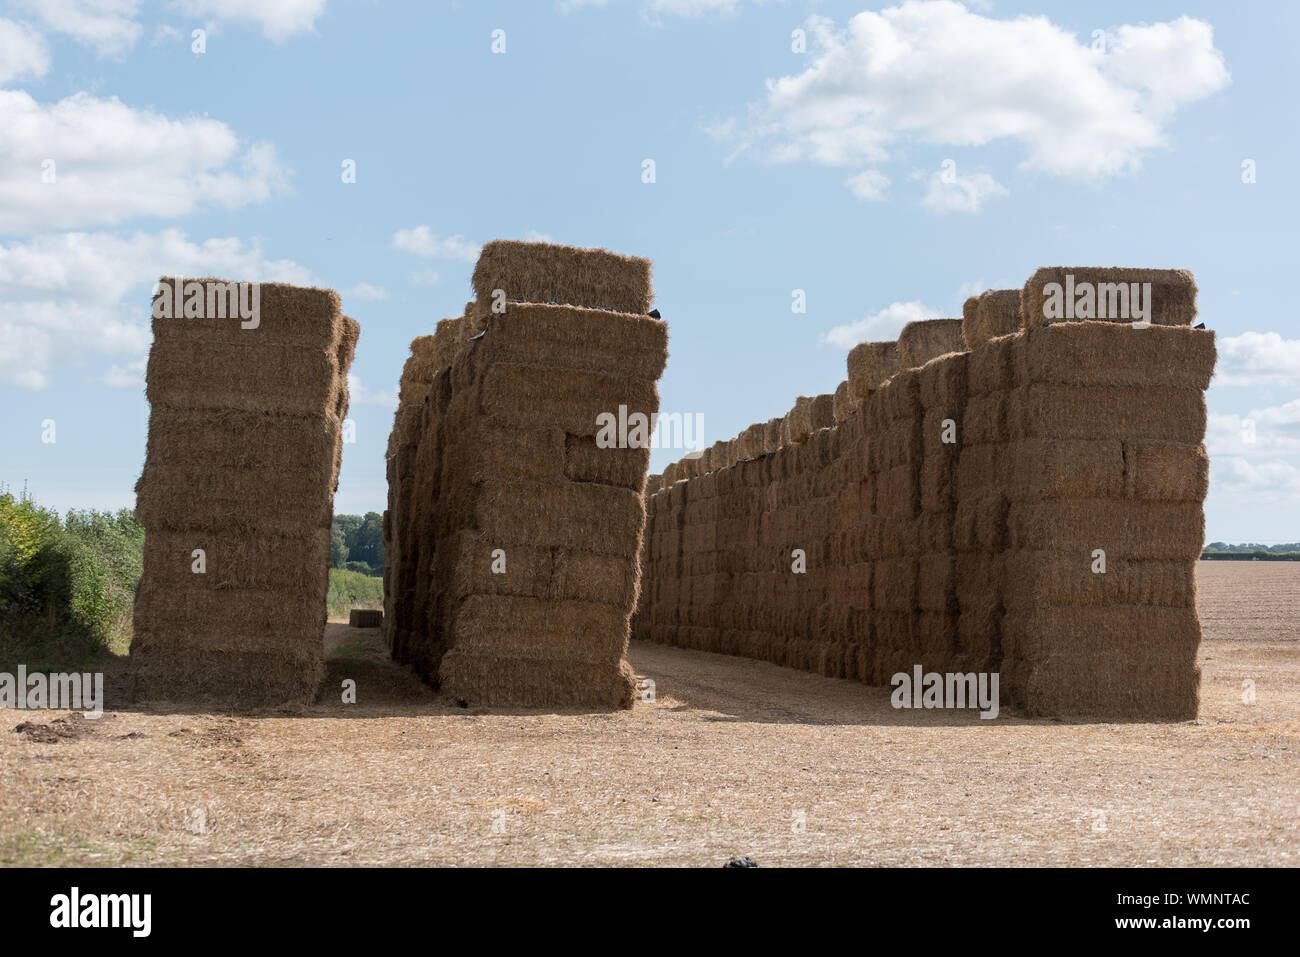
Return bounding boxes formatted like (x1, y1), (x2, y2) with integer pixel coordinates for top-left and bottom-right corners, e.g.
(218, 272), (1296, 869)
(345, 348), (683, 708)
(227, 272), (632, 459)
(1, 0), (1297, 542)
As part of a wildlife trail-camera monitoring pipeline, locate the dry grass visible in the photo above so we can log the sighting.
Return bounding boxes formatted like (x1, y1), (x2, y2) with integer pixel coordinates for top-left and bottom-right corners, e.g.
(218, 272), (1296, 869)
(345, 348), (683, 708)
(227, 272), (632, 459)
(2, 566), (1297, 867)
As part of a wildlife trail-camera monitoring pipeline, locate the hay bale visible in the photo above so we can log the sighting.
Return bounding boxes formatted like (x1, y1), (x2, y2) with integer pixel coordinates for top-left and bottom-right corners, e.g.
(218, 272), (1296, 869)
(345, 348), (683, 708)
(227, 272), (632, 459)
(472, 239), (653, 315)
(786, 397), (813, 443)
(349, 609), (383, 628)
(809, 393), (835, 432)
(962, 289), (1021, 349)
(832, 380), (858, 424)
(1021, 267), (1197, 328)
(130, 279), (353, 707)
(897, 319), (965, 369)
(763, 417), (784, 454)
(847, 341), (900, 400)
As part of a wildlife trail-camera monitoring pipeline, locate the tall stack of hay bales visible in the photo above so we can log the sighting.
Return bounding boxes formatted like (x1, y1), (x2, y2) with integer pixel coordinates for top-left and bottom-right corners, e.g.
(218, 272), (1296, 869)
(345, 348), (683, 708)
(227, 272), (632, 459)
(130, 279), (357, 705)
(391, 241), (667, 708)
(999, 268), (1212, 718)
(382, 315), (470, 663)
(633, 265), (1214, 720)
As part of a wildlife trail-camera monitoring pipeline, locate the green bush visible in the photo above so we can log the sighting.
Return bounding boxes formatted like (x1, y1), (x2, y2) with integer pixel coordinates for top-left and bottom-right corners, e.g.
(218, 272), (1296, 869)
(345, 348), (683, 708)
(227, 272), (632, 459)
(0, 489), (143, 670)
(326, 567), (384, 620)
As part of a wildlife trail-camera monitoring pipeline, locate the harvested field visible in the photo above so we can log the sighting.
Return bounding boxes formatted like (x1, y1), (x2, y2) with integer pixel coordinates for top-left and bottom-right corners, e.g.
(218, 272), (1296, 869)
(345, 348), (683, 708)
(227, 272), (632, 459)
(1, 563), (1296, 867)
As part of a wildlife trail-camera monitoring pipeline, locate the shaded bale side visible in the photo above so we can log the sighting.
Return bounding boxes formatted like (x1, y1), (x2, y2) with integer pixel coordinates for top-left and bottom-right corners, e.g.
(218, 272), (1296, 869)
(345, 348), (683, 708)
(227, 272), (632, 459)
(1013, 323), (1216, 391)
(474, 302), (668, 381)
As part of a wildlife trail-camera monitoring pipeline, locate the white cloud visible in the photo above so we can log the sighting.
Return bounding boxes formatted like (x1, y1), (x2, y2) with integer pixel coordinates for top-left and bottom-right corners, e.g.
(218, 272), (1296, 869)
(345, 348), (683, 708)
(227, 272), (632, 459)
(0, 18), (51, 84)
(1207, 400), (1300, 456)
(409, 269), (440, 286)
(844, 168), (889, 201)
(921, 168), (1007, 213)
(0, 91), (290, 234)
(644, 0), (746, 17)
(715, 3), (1229, 190)
(523, 229), (555, 243)
(16, 0), (143, 59)
(346, 373), (397, 409)
(820, 299), (944, 350)
(342, 282), (386, 302)
(1213, 332), (1300, 388)
(391, 225), (480, 262)
(170, 0), (326, 42)
(1211, 456), (1300, 506)
(0, 228), (316, 389)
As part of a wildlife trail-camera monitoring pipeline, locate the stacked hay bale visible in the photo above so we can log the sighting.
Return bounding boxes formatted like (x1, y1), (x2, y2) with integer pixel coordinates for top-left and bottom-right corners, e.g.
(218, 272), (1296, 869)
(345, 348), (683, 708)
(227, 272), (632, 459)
(863, 365), (922, 682)
(1000, 268), (1211, 717)
(632, 266), (1212, 720)
(962, 290), (1021, 349)
(953, 330), (1017, 684)
(130, 279), (356, 705)
(403, 241), (667, 708)
(382, 316), (470, 663)
(916, 349), (968, 674)
(898, 319), (964, 369)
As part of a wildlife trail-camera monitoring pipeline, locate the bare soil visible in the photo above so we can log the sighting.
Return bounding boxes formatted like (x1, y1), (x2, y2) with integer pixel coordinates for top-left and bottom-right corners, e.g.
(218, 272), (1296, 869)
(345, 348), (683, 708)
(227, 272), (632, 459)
(1, 562), (1296, 866)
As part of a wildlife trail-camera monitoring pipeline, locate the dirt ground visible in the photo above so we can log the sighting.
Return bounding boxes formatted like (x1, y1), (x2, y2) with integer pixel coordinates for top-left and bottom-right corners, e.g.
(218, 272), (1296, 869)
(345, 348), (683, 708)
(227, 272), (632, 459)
(1, 561), (1296, 866)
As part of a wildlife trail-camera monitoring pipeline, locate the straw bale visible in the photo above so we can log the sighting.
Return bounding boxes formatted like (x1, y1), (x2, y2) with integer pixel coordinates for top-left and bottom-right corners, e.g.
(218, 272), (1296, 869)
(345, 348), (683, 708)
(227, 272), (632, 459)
(472, 239), (653, 314)
(809, 393), (835, 431)
(962, 289), (1021, 349)
(150, 278), (343, 346)
(1005, 383), (1206, 444)
(349, 609), (383, 628)
(847, 341), (900, 399)
(1013, 322), (1216, 391)
(564, 433), (652, 489)
(1002, 551), (1197, 609)
(480, 362), (661, 437)
(146, 339), (344, 416)
(475, 479), (647, 558)
(761, 417), (782, 454)
(897, 319), (964, 370)
(832, 380), (856, 424)
(476, 303), (668, 380)
(1006, 500), (1204, 560)
(1125, 441), (1209, 502)
(1021, 267), (1197, 328)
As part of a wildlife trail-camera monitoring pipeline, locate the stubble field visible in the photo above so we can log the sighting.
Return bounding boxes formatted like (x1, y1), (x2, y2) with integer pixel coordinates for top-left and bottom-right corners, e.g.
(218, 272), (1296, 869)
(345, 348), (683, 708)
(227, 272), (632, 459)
(1, 561), (1296, 867)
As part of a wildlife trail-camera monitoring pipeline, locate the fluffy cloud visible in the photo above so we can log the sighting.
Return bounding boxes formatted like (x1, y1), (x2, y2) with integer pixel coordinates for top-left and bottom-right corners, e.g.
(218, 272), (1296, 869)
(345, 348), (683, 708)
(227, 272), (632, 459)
(920, 168), (1007, 213)
(0, 18), (51, 83)
(15, 0), (143, 59)
(820, 299), (943, 350)
(1213, 332), (1300, 388)
(391, 225), (480, 262)
(844, 168), (889, 202)
(715, 2), (1229, 193)
(0, 228), (316, 389)
(342, 282), (386, 302)
(1210, 456), (1300, 506)
(346, 373), (397, 408)
(0, 91), (290, 234)
(172, 0), (327, 42)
